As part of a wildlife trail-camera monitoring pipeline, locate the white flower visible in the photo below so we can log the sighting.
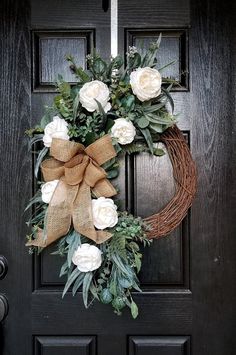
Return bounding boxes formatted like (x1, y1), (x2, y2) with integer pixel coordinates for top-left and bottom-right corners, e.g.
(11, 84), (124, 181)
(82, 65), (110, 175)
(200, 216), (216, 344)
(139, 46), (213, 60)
(92, 197), (118, 230)
(111, 118), (136, 145)
(43, 116), (69, 147)
(72, 243), (102, 272)
(130, 67), (162, 102)
(41, 179), (59, 204)
(79, 80), (111, 112)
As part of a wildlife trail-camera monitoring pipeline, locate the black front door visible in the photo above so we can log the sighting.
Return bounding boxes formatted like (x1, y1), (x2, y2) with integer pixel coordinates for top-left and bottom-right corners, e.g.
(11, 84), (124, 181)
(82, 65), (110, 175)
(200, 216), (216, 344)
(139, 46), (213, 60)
(0, 0), (235, 354)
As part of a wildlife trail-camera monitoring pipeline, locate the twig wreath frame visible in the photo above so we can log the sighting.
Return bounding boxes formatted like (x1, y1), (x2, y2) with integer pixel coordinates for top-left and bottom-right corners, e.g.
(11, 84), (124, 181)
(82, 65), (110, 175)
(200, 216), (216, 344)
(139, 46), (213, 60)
(25, 36), (197, 318)
(145, 125), (197, 238)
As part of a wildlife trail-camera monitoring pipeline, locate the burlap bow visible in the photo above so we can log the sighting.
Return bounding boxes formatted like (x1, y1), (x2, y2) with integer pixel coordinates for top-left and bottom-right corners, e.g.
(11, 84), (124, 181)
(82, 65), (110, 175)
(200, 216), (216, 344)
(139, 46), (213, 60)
(27, 135), (117, 248)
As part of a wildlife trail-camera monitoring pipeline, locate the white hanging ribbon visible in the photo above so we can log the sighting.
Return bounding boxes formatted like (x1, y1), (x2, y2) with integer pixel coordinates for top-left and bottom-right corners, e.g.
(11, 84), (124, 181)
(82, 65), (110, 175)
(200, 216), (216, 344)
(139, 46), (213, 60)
(110, 0), (118, 57)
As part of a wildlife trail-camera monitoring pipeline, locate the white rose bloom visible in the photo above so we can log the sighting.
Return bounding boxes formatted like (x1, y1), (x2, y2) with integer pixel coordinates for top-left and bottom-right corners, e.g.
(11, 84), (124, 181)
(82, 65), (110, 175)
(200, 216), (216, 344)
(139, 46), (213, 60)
(41, 179), (59, 204)
(111, 118), (136, 145)
(43, 116), (69, 147)
(72, 243), (102, 272)
(79, 80), (111, 112)
(130, 67), (162, 102)
(92, 197), (118, 230)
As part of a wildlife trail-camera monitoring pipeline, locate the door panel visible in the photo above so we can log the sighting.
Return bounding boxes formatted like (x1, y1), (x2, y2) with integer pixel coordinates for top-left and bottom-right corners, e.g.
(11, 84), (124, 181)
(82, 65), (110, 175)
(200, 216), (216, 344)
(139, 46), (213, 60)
(0, 0), (235, 354)
(127, 29), (189, 90)
(35, 336), (96, 355)
(32, 30), (95, 91)
(129, 336), (190, 355)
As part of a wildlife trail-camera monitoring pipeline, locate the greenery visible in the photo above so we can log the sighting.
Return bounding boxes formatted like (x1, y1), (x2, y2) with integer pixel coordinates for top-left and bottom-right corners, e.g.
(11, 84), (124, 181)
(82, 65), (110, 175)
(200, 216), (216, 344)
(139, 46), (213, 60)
(25, 36), (178, 318)
(27, 34), (178, 151)
(55, 213), (151, 318)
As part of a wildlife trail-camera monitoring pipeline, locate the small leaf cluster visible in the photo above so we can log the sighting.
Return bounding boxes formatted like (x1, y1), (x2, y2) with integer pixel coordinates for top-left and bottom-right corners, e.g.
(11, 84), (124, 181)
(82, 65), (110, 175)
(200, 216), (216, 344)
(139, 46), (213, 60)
(57, 213), (151, 319)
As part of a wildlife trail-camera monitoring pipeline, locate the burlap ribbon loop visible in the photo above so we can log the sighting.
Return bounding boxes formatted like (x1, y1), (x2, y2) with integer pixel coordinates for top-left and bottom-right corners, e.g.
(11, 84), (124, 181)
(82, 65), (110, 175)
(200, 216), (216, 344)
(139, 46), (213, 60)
(27, 135), (117, 248)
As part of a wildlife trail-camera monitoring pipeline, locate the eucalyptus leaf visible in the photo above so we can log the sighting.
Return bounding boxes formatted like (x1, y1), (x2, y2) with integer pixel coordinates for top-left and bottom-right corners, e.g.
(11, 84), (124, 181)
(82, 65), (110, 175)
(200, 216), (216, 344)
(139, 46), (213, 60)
(40, 113), (52, 129)
(67, 232), (81, 268)
(75, 67), (90, 82)
(149, 123), (165, 133)
(139, 128), (154, 154)
(59, 261), (69, 277)
(24, 196), (43, 212)
(82, 272), (93, 308)
(94, 99), (107, 120)
(34, 147), (48, 178)
(131, 281), (142, 293)
(89, 282), (100, 300)
(58, 81), (71, 98)
(137, 116), (149, 129)
(125, 95), (135, 111)
(119, 276), (133, 288)
(162, 87), (174, 113)
(156, 32), (162, 49)
(94, 58), (107, 74)
(73, 93), (80, 120)
(62, 267), (80, 298)
(102, 157), (116, 170)
(158, 59), (177, 73)
(109, 279), (117, 296)
(146, 113), (172, 124)
(84, 131), (97, 145)
(100, 288), (113, 304)
(134, 254), (142, 272)
(128, 52), (141, 69)
(28, 134), (43, 150)
(153, 148), (165, 156)
(107, 169), (119, 179)
(131, 301), (139, 319)
(112, 254), (132, 277)
(105, 117), (115, 132)
(72, 272), (85, 296)
(143, 101), (166, 113)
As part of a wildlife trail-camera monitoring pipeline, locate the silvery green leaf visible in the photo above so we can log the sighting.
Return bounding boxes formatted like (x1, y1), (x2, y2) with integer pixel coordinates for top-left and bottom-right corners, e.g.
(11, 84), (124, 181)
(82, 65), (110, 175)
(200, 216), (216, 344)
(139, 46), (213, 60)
(59, 261), (69, 277)
(107, 169), (119, 179)
(62, 267), (80, 298)
(134, 254), (142, 272)
(24, 195), (42, 212)
(132, 281), (142, 293)
(73, 93), (80, 120)
(28, 134), (43, 150)
(40, 113), (52, 129)
(137, 116), (149, 129)
(82, 272), (93, 308)
(34, 147), (48, 178)
(146, 113), (172, 124)
(72, 272), (85, 296)
(162, 87), (174, 113)
(67, 232), (81, 268)
(153, 148), (165, 156)
(139, 128), (154, 154)
(149, 123), (165, 133)
(143, 101), (166, 113)
(158, 60), (177, 73)
(131, 301), (139, 319)
(112, 254), (132, 277)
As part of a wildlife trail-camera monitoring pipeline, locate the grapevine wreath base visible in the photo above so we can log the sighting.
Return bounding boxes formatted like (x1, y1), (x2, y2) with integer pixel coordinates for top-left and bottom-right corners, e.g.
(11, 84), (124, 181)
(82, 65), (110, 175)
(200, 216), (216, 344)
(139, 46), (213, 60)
(25, 38), (197, 318)
(145, 125), (197, 238)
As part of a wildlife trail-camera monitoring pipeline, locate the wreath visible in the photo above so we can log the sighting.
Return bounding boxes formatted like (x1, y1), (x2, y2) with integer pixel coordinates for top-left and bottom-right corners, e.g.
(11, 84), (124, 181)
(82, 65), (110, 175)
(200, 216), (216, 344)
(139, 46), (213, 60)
(25, 36), (196, 319)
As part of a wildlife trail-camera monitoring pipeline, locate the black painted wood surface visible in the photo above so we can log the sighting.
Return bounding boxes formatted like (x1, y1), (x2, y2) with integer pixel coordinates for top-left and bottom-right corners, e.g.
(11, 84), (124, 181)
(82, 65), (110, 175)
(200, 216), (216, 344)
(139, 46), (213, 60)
(0, 0), (235, 354)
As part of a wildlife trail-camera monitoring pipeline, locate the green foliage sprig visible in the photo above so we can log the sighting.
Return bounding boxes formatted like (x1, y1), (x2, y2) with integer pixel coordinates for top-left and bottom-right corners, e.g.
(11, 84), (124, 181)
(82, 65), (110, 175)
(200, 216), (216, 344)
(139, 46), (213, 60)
(56, 213), (151, 318)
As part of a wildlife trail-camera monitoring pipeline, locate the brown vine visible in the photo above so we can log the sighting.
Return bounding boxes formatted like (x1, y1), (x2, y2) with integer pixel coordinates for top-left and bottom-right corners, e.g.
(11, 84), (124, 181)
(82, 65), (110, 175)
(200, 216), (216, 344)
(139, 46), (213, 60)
(145, 125), (197, 239)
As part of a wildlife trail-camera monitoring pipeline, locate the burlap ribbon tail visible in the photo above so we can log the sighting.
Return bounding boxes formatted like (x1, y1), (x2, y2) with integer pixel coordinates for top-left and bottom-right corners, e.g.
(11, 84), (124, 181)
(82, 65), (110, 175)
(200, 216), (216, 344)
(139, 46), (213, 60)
(26, 135), (117, 247)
